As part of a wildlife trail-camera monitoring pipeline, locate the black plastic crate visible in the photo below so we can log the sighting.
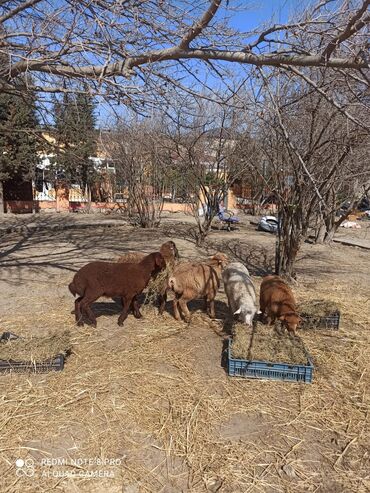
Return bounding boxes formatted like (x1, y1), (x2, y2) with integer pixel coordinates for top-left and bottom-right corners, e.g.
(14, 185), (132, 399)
(0, 354), (65, 374)
(301, 311), (340, 330)
(227, 339), (314, 384)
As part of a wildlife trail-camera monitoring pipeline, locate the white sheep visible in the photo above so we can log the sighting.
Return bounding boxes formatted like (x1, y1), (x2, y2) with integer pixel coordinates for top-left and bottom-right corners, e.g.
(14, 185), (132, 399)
(222, 262), (257, 325)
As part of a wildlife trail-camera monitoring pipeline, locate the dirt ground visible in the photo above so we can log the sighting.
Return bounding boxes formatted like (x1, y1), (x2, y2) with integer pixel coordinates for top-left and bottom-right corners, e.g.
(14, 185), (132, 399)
(0, 213), (369, 493)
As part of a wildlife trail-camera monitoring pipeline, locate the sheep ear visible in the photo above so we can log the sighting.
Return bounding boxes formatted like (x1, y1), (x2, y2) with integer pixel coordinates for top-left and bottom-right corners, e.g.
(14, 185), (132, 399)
(234, 308), (241, 315)
(278, 315), (285, 321)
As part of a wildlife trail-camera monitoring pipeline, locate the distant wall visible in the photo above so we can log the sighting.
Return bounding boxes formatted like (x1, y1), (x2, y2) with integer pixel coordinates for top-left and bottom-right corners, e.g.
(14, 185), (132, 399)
(162, 202), (192, 214)
(4, 200), (36, 214)
(4, 199), (194, 215)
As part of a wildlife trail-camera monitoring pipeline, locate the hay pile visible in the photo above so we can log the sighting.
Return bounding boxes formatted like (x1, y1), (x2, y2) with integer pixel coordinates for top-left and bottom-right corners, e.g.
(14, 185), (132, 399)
(0, 279), (369, 493)
(299, 299), (339, 317)
(231, 322), (308, 365)
(299, 299), (340, 329)
(0, 331), (71, 362)
(144, 264), (172, 305)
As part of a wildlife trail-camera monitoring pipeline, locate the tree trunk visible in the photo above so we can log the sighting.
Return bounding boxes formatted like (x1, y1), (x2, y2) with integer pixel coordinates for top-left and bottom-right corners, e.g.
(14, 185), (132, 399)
(322, 209), (351, 243)
(315, 223), (326, 244)
(276, 245), (299, 280)
(275, 209), (301, 280)
(195, 214), (213, 246)
(196, 229), (207, 247)
(86, 185), (92, 213)
(0, 181), (4, 214)
(323, 228), (336, 243)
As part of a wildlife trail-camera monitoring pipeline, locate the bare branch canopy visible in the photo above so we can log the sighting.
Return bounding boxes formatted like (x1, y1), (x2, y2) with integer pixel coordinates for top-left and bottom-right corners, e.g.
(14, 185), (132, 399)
(0, 0), (369, 99)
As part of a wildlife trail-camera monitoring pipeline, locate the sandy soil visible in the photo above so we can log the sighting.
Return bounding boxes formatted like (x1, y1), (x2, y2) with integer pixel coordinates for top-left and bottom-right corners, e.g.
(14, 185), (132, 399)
(0, 214), (369, 493)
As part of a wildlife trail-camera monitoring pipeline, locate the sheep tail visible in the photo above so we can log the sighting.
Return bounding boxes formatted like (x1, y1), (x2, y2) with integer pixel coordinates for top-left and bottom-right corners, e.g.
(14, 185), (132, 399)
(68, 282), (77, 297)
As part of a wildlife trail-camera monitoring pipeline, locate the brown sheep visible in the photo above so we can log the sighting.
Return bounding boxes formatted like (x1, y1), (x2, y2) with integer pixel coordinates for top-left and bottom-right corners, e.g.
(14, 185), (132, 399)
(117, 241), (180, 313)
(259, 275), (301, 335)
(116, 241), (179, 268)
(164, 252), (229, 322)
(69, 252), (166, 327)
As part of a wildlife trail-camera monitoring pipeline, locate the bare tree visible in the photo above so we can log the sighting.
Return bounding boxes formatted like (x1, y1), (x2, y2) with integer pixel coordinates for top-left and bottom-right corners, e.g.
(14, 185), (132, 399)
(164, 98), (248, 245)
(243, 68), (370, 279)
(0, 0), (368, 113)
(104, 121), (169, 228)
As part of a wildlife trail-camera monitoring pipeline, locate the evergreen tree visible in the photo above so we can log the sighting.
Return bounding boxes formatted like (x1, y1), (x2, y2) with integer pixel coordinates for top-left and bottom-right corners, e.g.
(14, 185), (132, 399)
(0, 90), (39, 182)
(53, 93), (97, 187)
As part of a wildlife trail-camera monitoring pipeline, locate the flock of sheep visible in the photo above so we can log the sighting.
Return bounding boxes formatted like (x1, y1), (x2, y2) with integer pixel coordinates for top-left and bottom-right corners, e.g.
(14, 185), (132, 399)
(69, 240), (301, 335)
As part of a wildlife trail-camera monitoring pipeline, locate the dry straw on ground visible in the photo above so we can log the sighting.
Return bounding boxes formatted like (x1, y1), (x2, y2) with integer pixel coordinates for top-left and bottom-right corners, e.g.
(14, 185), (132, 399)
(299, 299), (339, 317)
(0, 331), (71, 361)
(298, 299), (340, 329)
(231, 322), (308, 364)
(0, 278), (369, 493)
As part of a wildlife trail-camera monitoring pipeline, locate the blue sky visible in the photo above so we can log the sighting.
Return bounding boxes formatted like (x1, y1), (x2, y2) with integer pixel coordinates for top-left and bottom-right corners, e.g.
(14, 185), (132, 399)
(228, 0), (306, 30)
(98, 0), (314, 124)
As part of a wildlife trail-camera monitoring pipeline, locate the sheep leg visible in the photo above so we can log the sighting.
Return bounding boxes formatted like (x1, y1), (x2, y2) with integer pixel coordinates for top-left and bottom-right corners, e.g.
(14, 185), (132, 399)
(74, 296), (84, 326)
(118, 296), (132, 326)
(131, 296), (142, 319)
(178, 298), (191, 323)
(158, 290), (167, 315)
(172, 296), (181, 321)
(266, 311), (275, 326)
(208, 299), (216, 319)
(79, 295), (98, 328)
(203, 296), (208, 312)
(259, 303), (269, 324)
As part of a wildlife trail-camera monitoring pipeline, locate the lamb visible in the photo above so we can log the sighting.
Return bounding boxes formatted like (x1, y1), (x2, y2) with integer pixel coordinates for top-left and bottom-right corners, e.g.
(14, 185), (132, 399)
(116, 241), (179, 268)
(222, 262), (257, 325)
(164, 252), (229, 322)
(68, 252), (166, 327)
(117, 241), (180, 312)
(259, 275), (301, 335)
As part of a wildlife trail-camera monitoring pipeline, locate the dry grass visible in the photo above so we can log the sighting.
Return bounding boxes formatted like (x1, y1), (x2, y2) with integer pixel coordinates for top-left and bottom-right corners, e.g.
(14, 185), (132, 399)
(143, 265), (172, 306)
(0, 332), (70, 362)
(0, 272), (369, 492)
(298, 299), (340, 330)
(231, 322), (308, 365)
(298, 299), (339, 317)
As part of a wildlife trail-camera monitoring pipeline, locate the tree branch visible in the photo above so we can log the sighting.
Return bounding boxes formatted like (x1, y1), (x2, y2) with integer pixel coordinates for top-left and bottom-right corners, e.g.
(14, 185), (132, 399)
(0, 0), (43, 23)
(283, 65), (370, 132)
(179, 0), (222, 49)
(322, 0), (370, 60)
(9, 47), (369, 85)
(247, 21), (329, 51)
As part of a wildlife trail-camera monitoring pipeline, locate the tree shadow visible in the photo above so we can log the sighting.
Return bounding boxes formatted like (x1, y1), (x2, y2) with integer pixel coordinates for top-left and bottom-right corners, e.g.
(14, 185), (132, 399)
(206, 239), (274, 276)
(0, 220), (181, 286)
(158, 297), (229, 321)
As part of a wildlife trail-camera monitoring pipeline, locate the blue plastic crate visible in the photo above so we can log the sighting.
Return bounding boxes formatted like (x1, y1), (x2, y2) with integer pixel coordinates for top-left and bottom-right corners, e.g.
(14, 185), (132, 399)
(227, 339), (314, 383)
(301, 311), (340, 330)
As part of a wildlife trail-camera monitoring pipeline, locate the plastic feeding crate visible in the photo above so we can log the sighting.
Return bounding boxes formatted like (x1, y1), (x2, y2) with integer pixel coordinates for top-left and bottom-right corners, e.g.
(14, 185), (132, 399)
(227, 339), (314, 384)
(0, 354), (65, 374)
(301, 311), (340, 330)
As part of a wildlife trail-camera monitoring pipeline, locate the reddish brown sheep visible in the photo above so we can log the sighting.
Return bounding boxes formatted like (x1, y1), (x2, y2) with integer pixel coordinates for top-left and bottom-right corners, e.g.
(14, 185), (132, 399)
(117, 240), (180, 313)
(69, 252), (166, 327)
(259, 275), (301, 335)
(116, 241), (179, 268)
(163, 252), (229, 322)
